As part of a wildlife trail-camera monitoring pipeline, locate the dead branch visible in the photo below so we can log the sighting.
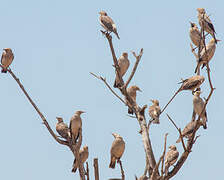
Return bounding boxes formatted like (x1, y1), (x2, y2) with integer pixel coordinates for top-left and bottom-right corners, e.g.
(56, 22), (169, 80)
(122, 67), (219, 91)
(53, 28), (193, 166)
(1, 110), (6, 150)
(85, 162), (90, 180)
(166, 114), (187, 152)
(94, 158), (100, 180)
(90, 72), (126, 105)
(123, 48), (143, 89)
(161, 133), (168, 177)
(101, 31), (124, 87)
(6, 68), (86, 180)
(118, 160), (125, 180)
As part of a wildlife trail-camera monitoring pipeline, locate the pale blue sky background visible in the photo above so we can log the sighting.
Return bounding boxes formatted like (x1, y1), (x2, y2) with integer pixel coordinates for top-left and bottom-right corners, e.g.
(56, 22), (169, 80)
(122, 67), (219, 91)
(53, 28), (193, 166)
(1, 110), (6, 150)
(0, 0), (223, 179)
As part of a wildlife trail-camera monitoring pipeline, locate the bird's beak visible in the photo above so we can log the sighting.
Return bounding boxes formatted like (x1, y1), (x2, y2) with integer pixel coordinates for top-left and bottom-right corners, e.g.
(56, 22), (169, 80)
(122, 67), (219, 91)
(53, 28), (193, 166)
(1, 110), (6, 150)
(138, 89), (142, 92)
(217, 39), (221, 42)
(81, 111), (86, 114)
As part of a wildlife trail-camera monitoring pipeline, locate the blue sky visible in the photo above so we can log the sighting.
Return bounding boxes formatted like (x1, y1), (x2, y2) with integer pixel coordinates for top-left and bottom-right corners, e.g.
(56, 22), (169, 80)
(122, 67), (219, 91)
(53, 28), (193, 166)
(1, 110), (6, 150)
(0, 0), (223, 179)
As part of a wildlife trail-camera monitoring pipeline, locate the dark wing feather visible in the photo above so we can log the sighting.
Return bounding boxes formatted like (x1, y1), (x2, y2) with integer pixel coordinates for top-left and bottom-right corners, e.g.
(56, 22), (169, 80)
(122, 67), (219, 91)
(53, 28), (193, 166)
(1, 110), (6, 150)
(101, 16), (114, 31)
(182, 79), (201, 90)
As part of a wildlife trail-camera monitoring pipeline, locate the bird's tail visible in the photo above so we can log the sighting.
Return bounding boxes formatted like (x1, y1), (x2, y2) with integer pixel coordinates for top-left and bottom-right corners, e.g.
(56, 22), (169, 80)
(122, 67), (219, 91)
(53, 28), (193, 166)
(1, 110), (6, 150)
(114, 29), (120, 39)
(194, 60), (201, 73)
(71, 159), (77, 173)
(128, 107), (133, 115)
(176, 137), (181, 143)
(113, 75), (121, 88)
(109, 157), (116, 169)
(202, 117), (207, 129)
(1, 68), (7, 73)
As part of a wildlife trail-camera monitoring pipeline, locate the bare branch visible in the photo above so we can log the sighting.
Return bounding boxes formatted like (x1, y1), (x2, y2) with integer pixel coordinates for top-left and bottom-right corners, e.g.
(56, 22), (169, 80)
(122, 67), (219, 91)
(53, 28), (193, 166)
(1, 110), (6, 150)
(118, 160), (125, 180)
(93, 158), (99, 180)
(161, 89), (181, 114)
(101, 31), (124, 87)
(90, 72), (126, 105)
(161, 133), (168, 177)
(166, 114), (187, 152)
(6, 68), (69, 146)
(85, 162), (90, 180)
(123, 48), (143, 89)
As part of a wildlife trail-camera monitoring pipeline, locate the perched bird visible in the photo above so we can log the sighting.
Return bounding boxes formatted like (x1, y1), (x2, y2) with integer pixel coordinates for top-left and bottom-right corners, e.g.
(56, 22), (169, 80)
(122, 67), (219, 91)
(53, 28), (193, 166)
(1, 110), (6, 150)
(162, 75), (205, 113)
(109, 133), (125, 169)
(176, 121), (203, 143)
(189, 22), (204, 48)
(126, 85), (142, 114)
(148, 99), (161, 124)
(192, 90), (207, 129)
(178, 75), (205, 92)
(71, 145), (89, 173)
(1, 48), (14, 73)
(194, 38), (219, 73)
(165, 145), (179, 176)
(113, 52), (130, 88)
(99, 11), (120, 39)
(197, 8), (217, 43)
(56, 117), (70, 139)
(69, 110), (85, 143)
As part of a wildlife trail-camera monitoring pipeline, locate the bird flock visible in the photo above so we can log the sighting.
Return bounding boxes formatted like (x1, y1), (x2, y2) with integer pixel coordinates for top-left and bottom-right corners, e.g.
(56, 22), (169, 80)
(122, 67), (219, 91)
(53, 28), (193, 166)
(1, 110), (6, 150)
(0, 8), (219, 178)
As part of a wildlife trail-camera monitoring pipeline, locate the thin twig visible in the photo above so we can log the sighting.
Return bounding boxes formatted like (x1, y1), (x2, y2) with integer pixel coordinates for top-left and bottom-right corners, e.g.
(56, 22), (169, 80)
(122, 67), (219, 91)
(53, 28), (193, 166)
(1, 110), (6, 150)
(118, 160), (125, 180)
(123, 48), (143, 89)
(85, 162), (90, 180)
(90, 72), (126, 105)
(161, 133), (168, 177)
(161, 89), (180, 114)
(93, 158), (99, 180)
(6, 68), (69, 145)
(166, 114), (187, 152)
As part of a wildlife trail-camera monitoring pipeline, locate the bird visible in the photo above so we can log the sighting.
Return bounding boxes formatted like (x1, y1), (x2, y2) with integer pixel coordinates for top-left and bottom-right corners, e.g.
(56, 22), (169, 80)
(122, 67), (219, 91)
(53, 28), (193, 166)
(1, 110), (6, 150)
(176, 120), (203, 143)
(1, 48), (14, 73)
(71, 145), (89, 173)
(99, 11), (120, 39)
(197, 8), (217, 43)
(194, 38), (219, 73)
(109, 133), (125, 169)
(189, 22), (204, 48)
(192, 90), (207, 129)
(69, 110), (85, 144)
(178, 75), (205, 92)
(113, 52), (130, 88)
(126, 85), (142, 114)
(161, 75), (205, 113)
(165, 145), (179, 176)
(56, 117), (70, 139)
(148, 99), (161, 124)
(135, 175), (149, 180)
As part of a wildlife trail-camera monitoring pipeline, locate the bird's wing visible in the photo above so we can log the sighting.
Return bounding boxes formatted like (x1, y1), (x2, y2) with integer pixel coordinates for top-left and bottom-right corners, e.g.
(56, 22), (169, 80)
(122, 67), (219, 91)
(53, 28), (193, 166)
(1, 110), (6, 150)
(182, 79), (201, 90)
(100, 16), (114, 31)
(166, 151), (178, 164)
(204, 15), (216, 33)
(1, 53), (4, 64)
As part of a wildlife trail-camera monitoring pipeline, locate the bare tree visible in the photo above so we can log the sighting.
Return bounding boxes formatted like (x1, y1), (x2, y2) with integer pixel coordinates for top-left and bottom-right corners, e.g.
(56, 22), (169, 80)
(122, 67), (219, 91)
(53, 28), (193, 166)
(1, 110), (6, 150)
(0, 9), (218, 180)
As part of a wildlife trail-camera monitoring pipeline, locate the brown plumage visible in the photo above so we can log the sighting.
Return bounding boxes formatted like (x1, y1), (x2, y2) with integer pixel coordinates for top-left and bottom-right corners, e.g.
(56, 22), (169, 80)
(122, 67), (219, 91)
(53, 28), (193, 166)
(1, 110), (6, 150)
(148, 99), (161, 124)
(99, 11), (120, 39)
(189, 22), (204, 48)
(114, 52), (130, 88)
(178, 75), (205, 92)
(165, 145), (179, 175)
(109, 133), (125, 169)
(1, 48), (14, 73)
(69, 110), (85, 143)
(71, 145), (89, 173)
(194, 38), (219, 73)
(176, 121), (202, 143)
(56, 117), (70, 139)
(197, 8), (217, 43)
(193, 91), (207, 129)
(126, 85), (142, 114)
